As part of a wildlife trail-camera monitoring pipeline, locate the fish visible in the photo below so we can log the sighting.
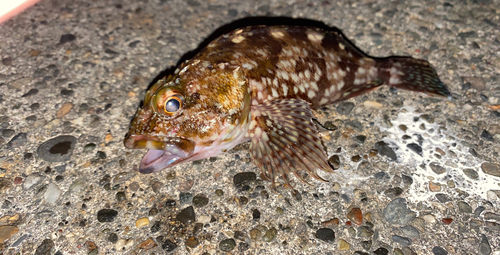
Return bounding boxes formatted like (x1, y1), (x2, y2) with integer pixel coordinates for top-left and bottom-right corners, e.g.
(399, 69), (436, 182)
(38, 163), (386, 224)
(124, 25), (451, 187)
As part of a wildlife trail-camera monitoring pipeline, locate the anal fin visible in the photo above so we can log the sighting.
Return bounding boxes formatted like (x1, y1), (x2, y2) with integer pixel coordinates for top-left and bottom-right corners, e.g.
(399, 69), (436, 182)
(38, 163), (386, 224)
(248, 98), (334, 187)
(336, 79), (384, 102)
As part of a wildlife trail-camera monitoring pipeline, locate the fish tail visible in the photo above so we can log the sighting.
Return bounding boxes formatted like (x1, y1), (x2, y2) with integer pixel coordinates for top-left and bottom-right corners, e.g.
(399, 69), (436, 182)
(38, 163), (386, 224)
(377, 57), (451, 98)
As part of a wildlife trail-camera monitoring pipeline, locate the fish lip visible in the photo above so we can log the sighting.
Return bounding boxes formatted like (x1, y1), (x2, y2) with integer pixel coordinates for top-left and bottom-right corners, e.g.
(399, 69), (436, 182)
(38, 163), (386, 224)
(124, 134), (196, 174)
(124, 134), (195, 152)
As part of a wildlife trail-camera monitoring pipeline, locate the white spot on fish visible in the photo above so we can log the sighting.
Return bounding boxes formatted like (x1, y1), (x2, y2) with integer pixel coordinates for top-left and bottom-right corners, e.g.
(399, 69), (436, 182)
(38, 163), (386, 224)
(390, 77), (401, 84)
(319, 98), (328, 105)
(272, 88), (279, 98)
(307, 31), (324, 43)
(271, 30), (285, 38)
(282, 48), (293, 57)
(299, 72), (304, 80)
(304, 70), (311, 80)
(281, 71), (289, 80)
(256, 49), (268, 56)
(314, 72), (321, 81)
(308, 90), (316, 99)
(298, 84), (305, 93)
(310, 81), (318, 90)
(369, 67), (377, 76)
(324, 87), (331, 97)
(357, 67), (366, 75)
(282, 84), (289, 96)
(302, 48), (309, 57)
(338, 69), (346, 78)
(278, 59), (290, 69)
(338, 80), (345, 90)
(250, 79), (264, 90)
(232, 36), (245, 44)
(332, 71), (339, 80)
(242, 63), (253, 69)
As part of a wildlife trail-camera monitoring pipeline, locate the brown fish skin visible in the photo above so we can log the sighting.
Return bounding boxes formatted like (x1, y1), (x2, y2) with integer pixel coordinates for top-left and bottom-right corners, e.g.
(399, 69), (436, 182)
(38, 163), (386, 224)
(124, 25), (450, 187)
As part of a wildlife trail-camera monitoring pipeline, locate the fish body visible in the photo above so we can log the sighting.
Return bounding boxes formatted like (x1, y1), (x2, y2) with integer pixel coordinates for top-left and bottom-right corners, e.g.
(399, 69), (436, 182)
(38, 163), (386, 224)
(124, 25), (450, 187)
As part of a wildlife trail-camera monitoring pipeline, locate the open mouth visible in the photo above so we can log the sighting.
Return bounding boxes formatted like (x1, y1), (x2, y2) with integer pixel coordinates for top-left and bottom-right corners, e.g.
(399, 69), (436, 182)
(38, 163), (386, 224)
(139, 149), (184, 173)
(124, 134), (196, 174)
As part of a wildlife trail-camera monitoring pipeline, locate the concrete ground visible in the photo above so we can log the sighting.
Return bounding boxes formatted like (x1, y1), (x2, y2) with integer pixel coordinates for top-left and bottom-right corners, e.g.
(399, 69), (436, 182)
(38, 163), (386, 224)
(1, 0), (499, 254)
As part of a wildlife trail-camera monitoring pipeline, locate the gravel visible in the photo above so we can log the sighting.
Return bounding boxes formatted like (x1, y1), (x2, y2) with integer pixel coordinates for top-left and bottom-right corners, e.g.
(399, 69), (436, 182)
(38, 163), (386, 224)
(0, 0), (498, 254)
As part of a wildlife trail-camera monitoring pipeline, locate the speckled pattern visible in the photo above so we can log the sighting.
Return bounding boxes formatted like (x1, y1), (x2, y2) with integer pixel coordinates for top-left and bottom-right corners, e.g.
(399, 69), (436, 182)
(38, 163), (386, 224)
(124, 24), (449, 187)
(0, 0), (499, 254)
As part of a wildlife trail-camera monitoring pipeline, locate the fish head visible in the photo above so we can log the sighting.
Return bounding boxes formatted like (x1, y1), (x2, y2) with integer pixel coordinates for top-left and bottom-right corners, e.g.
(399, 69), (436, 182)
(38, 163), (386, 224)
(124, 60), (251, 174)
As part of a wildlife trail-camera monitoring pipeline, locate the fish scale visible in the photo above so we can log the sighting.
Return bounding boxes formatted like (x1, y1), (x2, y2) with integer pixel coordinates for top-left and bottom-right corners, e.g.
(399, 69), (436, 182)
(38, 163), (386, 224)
(206, 26), (378, 109)
(124, 25), (450, 187)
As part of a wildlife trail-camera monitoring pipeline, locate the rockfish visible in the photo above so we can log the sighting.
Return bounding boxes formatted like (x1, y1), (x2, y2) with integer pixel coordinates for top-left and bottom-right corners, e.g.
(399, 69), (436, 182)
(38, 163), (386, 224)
(124, 25), (450, 187)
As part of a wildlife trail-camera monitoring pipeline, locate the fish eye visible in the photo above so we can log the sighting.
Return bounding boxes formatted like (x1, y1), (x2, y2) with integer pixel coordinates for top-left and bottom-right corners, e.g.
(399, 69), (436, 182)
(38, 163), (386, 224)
(163, 95), (183, 115)
(152, 87), (184, 117)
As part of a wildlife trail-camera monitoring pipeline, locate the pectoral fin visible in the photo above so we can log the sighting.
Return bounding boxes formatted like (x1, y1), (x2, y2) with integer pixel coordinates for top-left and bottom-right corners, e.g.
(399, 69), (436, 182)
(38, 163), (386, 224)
(248, 98), (334, 187)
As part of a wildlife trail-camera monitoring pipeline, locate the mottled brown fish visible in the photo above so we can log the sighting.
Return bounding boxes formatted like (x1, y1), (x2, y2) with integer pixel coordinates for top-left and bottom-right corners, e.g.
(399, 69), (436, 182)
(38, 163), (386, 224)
(124, 25), (450, 187)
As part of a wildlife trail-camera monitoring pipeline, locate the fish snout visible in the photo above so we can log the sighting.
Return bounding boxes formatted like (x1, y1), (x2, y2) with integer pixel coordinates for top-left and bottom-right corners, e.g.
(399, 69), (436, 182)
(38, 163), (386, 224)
(124, 134), (197, 173)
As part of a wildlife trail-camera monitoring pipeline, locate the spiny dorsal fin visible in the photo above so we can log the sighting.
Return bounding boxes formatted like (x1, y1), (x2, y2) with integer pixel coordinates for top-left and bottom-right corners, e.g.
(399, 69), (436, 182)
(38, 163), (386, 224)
(248, 98), (334, 187)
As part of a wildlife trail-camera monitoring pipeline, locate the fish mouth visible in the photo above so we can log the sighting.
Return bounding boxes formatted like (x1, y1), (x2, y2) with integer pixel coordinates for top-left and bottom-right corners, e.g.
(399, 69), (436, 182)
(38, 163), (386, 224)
(124, 134), (196, 174)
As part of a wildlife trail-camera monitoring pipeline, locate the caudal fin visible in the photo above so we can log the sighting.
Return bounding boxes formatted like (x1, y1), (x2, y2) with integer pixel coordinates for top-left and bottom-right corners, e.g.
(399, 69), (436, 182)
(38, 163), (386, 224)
(377, 57), (451, 98)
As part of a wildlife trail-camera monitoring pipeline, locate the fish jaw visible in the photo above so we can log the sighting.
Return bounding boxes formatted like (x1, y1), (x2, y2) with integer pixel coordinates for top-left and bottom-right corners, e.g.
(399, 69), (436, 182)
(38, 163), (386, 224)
(124, 134), (196, 173)
(125, 128), (250, 173)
